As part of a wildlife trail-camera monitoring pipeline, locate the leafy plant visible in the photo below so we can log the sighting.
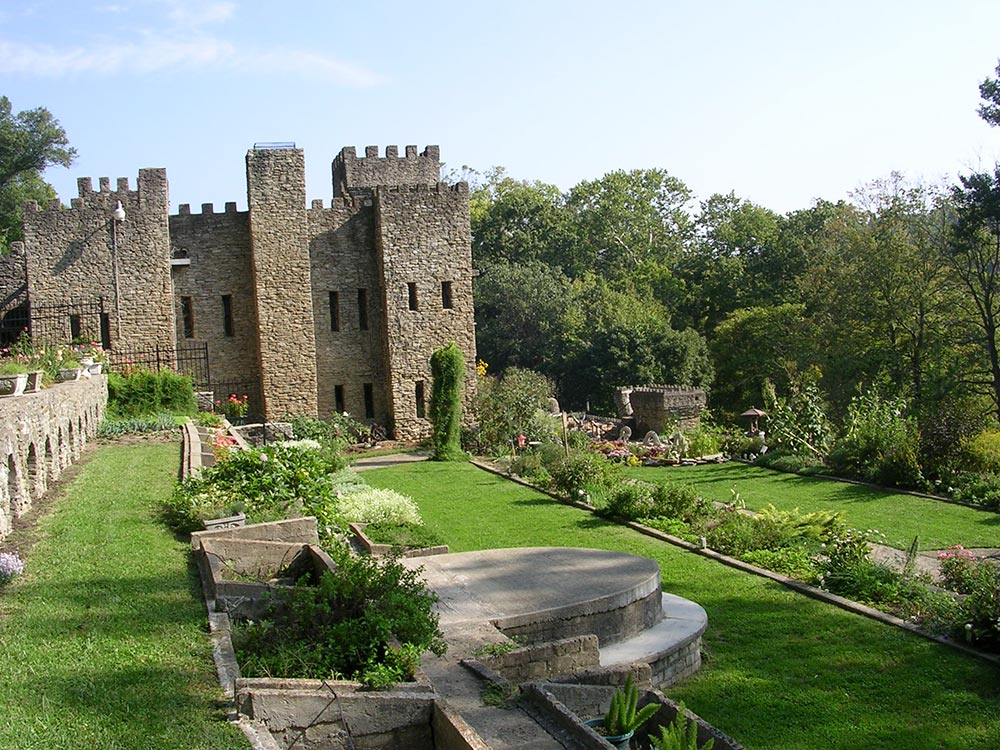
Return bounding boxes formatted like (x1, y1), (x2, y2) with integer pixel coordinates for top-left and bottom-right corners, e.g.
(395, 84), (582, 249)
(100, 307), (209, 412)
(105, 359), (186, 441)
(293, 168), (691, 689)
(649, 702), (715, 750)
(600, 673), (659, 737)
(550, 449), (622, 502)
(232, 549), (445, 684)
(107, 368), (197, 417)
(97, 413), (177, 437)
(475, 366), (557, 452)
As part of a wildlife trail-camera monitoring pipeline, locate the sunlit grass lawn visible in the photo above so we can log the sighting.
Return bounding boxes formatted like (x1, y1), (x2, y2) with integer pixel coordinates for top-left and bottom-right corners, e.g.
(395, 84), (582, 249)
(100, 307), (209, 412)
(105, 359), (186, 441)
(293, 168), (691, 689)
(0, 442), (248, 750)
(365, 460), (1000, 750)
(623, 462), (1000, 550)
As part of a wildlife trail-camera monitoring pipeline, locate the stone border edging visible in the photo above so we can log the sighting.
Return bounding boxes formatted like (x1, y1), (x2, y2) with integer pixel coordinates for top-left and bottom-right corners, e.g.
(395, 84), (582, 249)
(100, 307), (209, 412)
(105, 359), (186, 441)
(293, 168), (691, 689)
(469, 459), (1000, 666)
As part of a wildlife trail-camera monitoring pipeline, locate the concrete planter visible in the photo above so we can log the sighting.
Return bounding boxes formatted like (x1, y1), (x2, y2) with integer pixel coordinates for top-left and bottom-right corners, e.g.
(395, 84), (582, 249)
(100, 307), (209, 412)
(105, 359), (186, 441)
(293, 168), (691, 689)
(58, 368), (82, 382)
(0, 372), (27, 397)
(24, 370), (43, 393)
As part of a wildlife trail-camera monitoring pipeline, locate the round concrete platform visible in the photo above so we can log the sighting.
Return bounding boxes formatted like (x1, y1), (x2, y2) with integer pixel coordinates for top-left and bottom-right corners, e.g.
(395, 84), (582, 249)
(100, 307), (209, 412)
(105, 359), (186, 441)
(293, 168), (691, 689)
(403, 546), (665, 646)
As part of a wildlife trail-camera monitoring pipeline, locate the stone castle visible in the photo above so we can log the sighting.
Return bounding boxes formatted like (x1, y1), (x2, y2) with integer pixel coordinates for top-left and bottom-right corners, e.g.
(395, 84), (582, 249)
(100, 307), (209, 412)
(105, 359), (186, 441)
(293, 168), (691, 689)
(0, 144), (478, 440)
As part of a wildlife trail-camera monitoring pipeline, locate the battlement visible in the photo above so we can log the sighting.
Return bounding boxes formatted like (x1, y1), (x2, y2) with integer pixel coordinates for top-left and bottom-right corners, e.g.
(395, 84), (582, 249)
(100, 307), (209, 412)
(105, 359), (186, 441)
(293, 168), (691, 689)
(332, 144), (442, 197)
(377, 182), (469, 195)
(175, 202), (241, 216)
(24, 168), (168, 215)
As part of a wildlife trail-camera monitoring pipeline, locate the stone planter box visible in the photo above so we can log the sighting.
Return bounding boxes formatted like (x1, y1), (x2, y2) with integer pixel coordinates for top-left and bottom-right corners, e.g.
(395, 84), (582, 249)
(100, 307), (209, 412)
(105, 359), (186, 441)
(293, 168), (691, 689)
(58, 368), (82, 382)
(349, 522), (449, 558)
(0, 372), (27, 398)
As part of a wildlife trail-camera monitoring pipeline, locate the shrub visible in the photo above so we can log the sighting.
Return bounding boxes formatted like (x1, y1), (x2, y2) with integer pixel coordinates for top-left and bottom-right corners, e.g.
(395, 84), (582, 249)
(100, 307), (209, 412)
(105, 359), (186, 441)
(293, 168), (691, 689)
(232, 549), (446, 685)
(959, 564), (1000, 648)
(754, 449), (822, 474)
(337, 488), (422, 527)
(705, 512), (781, 558)
(741, 548), (817, 580)
(649, 482), (711, 523)
(363, 522), (444, 549)
(959, 429), (1000, 474)
(948, 471), (1000, 509)
(602, 482), (656, 521)
(476, 367), (556, 452)
(430, 342), (466, 461)
(107, 368), (197, 417)
(550, 450), (622, 503)
(162, 441), (345, 532)
(937, 545), (981, 594)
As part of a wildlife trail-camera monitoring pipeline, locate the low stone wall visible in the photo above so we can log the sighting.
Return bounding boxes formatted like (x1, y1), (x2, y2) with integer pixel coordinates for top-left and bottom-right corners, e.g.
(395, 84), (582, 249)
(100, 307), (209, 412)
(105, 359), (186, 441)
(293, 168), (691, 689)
(617, 385), (706, 435)
(0, 376), (106, 539)
(480, 635), (600, 684)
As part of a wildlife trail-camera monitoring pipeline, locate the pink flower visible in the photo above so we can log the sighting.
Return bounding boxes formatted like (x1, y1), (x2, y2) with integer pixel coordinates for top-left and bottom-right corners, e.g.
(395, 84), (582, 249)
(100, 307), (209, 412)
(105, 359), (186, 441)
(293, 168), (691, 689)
(260, 453), (268, 462)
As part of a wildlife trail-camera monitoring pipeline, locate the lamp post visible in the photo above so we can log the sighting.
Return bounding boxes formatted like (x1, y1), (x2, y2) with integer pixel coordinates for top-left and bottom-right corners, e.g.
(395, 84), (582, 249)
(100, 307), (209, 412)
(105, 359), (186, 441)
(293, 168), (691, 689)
(111, 200), (125, 342)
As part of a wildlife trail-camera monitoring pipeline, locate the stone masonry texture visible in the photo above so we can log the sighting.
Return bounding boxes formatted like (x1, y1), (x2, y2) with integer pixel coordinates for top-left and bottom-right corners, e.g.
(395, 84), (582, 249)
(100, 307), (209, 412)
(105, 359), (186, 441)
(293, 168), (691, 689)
(11, 144), (478, 436)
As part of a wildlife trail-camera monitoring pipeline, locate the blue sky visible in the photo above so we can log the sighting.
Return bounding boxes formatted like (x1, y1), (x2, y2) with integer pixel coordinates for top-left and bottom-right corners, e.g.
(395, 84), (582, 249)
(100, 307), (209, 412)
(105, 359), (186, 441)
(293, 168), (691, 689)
(3, 0), (1000, 214)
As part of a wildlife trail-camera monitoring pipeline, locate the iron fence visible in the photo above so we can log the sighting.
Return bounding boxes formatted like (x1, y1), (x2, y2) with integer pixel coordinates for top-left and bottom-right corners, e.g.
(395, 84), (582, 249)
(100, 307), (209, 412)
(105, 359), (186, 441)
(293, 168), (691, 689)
(106, 342), (211, 385)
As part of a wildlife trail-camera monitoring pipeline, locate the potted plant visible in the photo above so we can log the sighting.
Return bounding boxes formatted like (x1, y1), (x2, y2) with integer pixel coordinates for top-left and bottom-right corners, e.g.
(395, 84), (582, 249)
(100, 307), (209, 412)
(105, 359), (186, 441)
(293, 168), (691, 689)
(584, 674), (660, 749)
(58, 358), (82, 382)
(0, 360), (30, 397)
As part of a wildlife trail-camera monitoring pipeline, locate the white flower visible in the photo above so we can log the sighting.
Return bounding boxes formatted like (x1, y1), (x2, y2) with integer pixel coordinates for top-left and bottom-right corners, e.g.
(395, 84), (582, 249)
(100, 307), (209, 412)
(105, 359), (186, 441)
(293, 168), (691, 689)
(260, 453), (268, 462)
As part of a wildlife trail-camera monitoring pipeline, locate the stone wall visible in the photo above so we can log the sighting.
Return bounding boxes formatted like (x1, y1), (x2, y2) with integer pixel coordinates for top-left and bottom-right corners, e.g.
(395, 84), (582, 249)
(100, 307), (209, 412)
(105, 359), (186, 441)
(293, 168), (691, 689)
(246, 148), (319, 418)
(374, 183), (478, 440)
(169, 204), (260, 399)
(332, 145), (441, 197)
(0, 376), (106, 539)
(480, 635), (600, 684)
(22, 171), (175, 350)
(620, 385), (707, 435)
(0, 244), (28, 344)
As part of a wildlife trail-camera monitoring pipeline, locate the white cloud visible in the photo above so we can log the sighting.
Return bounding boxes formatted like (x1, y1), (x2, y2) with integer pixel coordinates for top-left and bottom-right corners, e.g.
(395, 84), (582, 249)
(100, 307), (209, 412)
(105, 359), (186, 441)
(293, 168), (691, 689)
(0, 35), (383, 87)
(164, 0), (236, 28)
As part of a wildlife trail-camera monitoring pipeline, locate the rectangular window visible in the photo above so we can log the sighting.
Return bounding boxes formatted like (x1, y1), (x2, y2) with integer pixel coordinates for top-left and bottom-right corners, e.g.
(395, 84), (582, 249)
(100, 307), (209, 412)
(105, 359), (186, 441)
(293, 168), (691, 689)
(222, 295), (234, 337)
(441, 281), (453, 309)
(415, 380), (425, 419)
(181, 296), (194, 339)
(407, 282), (418, 311)
(70, 314), (82, 341)
(334, 384), (345, 414)
(99, 313), (112, 350)
(357, 288), (369, 331)
(329, 291), (340, 332)
(363, 382), (374, 419)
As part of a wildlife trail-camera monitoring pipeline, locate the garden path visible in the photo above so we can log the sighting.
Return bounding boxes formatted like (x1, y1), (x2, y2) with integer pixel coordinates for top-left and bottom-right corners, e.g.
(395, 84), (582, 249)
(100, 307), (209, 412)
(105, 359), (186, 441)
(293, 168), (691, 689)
(352, 451), (430, 471)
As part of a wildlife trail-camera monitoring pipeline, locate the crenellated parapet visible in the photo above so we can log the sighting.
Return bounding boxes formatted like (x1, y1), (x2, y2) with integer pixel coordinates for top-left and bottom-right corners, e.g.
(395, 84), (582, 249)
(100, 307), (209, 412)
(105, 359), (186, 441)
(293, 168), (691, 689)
(332, 144), (441, 198)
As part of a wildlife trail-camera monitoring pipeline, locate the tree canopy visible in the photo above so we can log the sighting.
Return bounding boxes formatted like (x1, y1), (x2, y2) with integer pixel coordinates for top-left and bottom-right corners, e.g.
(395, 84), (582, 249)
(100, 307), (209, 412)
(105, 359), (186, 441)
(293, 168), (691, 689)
(0, 95), (76, 251)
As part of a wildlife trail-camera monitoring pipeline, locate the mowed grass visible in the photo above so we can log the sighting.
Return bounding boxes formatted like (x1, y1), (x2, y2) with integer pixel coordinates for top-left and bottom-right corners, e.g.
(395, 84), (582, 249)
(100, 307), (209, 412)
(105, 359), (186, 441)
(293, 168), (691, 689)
(0, 443), (248, 750)
(365, 461), (1000, 750)
(624, 462), (1000, 550)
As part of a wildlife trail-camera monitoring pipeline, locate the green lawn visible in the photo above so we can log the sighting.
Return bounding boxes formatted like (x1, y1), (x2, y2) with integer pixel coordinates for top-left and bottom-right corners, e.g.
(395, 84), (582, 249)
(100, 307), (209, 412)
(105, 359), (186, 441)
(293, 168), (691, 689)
(623, 462), (1000, 550)
(365, 461), (1000, 750)
(0, 443), (248, 750)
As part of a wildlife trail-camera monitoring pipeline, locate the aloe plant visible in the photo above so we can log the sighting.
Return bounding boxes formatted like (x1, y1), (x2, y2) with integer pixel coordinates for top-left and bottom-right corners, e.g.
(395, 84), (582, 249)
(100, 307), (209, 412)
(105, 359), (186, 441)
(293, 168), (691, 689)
(649, 701), (715, 750)
(602, 673), (659, 736)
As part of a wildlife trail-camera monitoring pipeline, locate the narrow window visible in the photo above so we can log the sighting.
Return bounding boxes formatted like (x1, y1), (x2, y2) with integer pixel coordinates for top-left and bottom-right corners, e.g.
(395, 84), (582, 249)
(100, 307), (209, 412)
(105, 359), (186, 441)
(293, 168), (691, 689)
(222, 295), (234, 337)
(181, 296), (194, 339)
(363, 382), (374, 419)
(334, 384), (345, 414)
(70, 314), (82, 340)
(415, 380), (425, 419)
(407, 282), (418, 311)
(441, 281), (453, 309)
(357, 288), (369, 331)
(329, 291), (340, 332)
(99, 313), (112, 350)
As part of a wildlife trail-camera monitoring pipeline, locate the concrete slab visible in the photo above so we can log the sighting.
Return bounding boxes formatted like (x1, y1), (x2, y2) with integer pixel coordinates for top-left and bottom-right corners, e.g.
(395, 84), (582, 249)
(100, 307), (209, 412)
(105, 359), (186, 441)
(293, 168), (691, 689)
(403, 547), (661, 634)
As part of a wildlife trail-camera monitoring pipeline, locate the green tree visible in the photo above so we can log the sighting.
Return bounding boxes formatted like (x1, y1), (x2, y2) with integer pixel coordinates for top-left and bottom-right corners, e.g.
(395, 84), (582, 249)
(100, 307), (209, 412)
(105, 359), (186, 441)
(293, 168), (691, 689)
(470, 169), (579, 271)
(0, 96), (76, 251)
(429, 342), (466, 461)
(978, 59), (1000, 127)
(567, 168), (694, 279)
(947, 166), (1000, 423)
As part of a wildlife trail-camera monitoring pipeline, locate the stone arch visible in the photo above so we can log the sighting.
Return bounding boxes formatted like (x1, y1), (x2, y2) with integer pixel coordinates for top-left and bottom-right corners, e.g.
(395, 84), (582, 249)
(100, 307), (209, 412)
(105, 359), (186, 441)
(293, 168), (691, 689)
(2, 452), (15, 537)
(27, 441), (45, 501)
(46, 434), (59, 482)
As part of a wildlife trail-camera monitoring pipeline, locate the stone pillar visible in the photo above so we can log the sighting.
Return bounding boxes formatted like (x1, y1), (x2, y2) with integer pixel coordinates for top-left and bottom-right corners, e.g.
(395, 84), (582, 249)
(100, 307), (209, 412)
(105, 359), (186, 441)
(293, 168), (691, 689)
(246, 148), (319, 418)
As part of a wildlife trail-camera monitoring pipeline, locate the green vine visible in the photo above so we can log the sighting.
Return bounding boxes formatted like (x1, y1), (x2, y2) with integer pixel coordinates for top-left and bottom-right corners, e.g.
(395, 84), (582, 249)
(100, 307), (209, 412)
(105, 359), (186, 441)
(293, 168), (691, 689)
(429, 342), (466, 461)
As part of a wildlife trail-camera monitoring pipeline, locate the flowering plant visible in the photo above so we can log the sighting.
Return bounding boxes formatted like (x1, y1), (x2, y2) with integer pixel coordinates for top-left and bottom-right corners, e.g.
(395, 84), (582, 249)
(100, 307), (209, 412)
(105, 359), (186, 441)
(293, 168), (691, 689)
(219, 393), (249, 419)
(0, 552), (25, 584)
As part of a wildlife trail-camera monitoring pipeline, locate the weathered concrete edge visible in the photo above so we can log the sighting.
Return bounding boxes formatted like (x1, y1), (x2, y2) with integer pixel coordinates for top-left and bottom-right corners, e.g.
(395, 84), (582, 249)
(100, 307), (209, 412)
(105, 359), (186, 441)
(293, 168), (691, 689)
(469, 460), (1000, 666)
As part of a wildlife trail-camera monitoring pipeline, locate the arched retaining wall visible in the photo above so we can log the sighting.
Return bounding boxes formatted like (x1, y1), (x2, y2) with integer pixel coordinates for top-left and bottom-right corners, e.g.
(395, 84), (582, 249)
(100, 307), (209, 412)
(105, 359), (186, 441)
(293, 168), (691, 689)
(0, 376), (106, 539)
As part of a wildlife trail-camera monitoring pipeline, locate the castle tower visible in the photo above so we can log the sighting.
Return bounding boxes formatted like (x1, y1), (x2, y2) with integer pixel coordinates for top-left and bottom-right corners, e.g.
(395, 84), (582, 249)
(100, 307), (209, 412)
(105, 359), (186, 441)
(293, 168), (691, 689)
(246, 146), (319, 418)
(21, 169), (175, 350)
